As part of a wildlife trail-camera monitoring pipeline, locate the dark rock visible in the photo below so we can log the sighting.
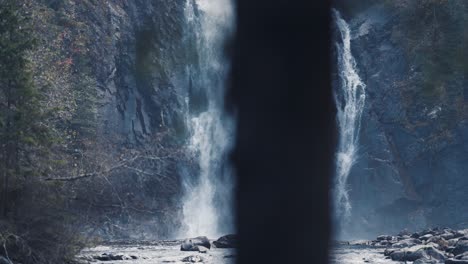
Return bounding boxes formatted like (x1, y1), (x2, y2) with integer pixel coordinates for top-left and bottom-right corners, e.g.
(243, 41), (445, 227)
(427, 236), (449, 250)
(442, 233), (456, 240)
(181, 236), (211, 251)
(413, 258), (440, 264)
(421, 234), (434, 241)
(455, 252), (468, 260)
(93, 253), (127, 261)
(213, 234), (238, 248)
(377, 235), (392, 241)
(390, 245), (446, 262)
(452, 240), (468, 256)
(392, 238), (422, 248)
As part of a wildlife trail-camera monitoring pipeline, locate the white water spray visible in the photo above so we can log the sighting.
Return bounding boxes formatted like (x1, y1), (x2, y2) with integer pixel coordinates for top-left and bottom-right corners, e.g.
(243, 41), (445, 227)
(333, 10), (366, 222)
(180, 0), (235, 238)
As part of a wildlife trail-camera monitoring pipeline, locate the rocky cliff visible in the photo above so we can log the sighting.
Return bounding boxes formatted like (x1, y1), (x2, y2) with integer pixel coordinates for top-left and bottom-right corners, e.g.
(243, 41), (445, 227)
(336, 0), (468, 238)
(25, 0), (198, 239)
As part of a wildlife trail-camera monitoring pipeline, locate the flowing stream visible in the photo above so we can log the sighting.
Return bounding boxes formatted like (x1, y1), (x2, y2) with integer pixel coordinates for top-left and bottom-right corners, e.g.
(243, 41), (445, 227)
(333, 10), (367, 229)
(179, 0), (235, 239)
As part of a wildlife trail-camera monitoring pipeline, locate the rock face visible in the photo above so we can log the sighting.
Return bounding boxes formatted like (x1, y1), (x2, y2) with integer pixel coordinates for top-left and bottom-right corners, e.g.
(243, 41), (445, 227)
(334, 1), (468, 237)
(181, 236), (211, 251)
(213, 234), (238, 248)
(25, 0), (205, 239)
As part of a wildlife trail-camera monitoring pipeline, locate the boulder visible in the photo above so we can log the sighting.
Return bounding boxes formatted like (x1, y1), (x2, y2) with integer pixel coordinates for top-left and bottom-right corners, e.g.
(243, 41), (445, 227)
(446, 259), (468, 264)
(213, 234), (238, 248)
(392, 238), (422, 248)
(421, 234), (434, 241)
(452, 240), (468, 256)
(455, 252), (468, 260)
(413, 258), (440, 264)
(181, 236), (211, 251)
(427, 236), (449, 250)
(390, 245), (446, 262)
(377, 235), (392, 241)
(182, 255), (204, 263)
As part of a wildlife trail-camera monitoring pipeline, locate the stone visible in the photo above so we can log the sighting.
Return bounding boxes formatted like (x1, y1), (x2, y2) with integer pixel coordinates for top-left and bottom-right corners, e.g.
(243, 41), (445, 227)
(452, 240), (468, 256)
(377, 235), (392, 241)
(446, 259), (468, 264)
(213, 234), (238, 248)
(93, 253), (127, 261)
(182, 255), (204, 263)
(390, 245), (445, 262)
(392, 238), (422, 248)
(455, 252), (468, 260)
(421, 234), (434, 241)
(181, 236), (211, 251)
(413, 258), (440, 264)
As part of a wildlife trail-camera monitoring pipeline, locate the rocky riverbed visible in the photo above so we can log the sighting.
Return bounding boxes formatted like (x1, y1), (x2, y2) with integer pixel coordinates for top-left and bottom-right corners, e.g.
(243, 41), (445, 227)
(75, 235), (237, 264)
(75, 229), (468, 263)
(332, 228), (468, 264)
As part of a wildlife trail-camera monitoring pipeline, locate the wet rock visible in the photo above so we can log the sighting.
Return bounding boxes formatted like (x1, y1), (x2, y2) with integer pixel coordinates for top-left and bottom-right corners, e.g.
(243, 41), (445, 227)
(213, 234), (238, 248)
(390, 245), (446, 262)
(182, 255), (204, 263)
(413, 258), (440, 264)
(181, 236), (211, 251)
(392, 238), (422, 248)
(427, 236), (449, 250)
(421, 234), (434, 241)
(455, 252), (468, 260)
(452, 240), (468, 256)
(377, 235), (392, 241)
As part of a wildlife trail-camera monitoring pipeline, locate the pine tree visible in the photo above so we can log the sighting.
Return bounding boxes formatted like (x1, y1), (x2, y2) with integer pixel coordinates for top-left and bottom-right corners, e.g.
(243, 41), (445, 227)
(0, 0), (50, 217)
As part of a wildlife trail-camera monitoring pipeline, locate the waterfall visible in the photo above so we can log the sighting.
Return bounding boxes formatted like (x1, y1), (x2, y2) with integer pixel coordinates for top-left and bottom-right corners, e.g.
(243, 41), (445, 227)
(333, 10), (366, 226)
(179, 0), (235, 238)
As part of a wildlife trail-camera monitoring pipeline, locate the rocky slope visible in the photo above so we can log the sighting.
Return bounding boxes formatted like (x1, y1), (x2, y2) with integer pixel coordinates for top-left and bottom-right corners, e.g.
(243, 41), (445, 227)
(335, 0), (468, 237)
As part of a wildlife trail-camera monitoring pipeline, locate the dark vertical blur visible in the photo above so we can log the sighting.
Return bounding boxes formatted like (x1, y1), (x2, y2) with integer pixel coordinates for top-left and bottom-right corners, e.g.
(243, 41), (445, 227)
(227, 0), (333, 263)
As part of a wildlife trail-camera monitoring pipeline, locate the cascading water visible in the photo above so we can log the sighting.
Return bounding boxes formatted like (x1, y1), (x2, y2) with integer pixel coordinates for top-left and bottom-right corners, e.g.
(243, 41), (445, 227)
(333, 10), (366, 229)
(179, 0), (235, 238)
